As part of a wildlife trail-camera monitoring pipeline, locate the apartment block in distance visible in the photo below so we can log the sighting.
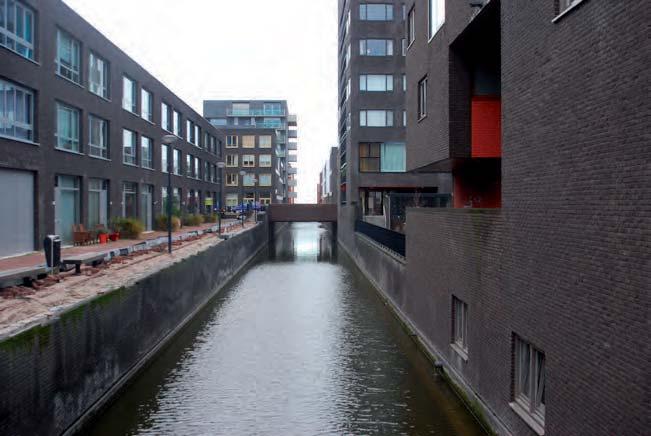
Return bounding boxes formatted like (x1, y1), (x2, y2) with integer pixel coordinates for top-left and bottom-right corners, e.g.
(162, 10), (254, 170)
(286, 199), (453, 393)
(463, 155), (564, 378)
(0, 0), (223, 257)
(337, 0), (451, 241)
(402, 1), (649, 435)
(219, 128), (279, 209)
(203, 100), (298, 204)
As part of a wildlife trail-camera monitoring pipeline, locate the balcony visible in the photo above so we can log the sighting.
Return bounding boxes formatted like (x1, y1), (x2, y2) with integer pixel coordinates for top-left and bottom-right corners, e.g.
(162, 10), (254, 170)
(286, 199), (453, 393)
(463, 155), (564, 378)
(288, 192), (298, 199)
(287, 142), (297, 151)
(287, 154), (297, 163)
(288, 130), (298, 139)
(288, 179), (297, 187)
(287, 167), (297, 175)
(226, 108), (286, 117)
(288, 114), (298, 126)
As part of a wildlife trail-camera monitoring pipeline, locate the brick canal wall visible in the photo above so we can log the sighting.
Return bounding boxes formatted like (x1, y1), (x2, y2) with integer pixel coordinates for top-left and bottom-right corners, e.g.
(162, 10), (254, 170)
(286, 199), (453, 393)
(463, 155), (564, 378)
(0, 224), (268, 436)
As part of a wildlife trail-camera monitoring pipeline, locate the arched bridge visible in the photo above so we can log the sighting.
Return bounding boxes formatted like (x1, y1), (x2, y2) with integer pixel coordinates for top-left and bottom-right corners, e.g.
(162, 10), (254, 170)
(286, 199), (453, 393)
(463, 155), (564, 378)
(267, 204), (338, 223)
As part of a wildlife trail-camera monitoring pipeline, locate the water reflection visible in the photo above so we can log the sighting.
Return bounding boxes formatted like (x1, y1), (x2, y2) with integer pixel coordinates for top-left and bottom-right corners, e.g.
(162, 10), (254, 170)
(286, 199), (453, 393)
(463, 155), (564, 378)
(88, 223), (486, 436)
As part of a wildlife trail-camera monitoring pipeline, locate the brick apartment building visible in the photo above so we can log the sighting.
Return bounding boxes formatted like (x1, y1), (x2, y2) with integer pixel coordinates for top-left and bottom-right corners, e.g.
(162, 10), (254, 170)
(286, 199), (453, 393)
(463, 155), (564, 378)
(337, 0), (451, 236)
(401, 0), (649, 435)
(0, 0), (224, 257)
(203, 100), (298, 205)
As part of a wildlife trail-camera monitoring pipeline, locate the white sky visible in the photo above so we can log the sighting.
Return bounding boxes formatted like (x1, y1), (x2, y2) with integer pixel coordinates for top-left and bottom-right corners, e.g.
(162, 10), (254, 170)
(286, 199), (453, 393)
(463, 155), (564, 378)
(63, 0), (338, 203)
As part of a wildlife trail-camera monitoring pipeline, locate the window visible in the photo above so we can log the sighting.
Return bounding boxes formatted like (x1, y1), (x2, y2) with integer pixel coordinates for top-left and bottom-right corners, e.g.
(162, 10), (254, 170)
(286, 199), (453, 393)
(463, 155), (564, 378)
(204, 161), (210, 182)
(186, 154), (193, 177)
(259, 135), (272, 148)
(512, 336), (546, 432)
(428, 0), (445, 39)
(141, 136), (153, 169)
(243, 173), (255, 187)
(226, 173), (238, 186)
(88, 178), (108, 228)
(0, 0), (35, 60)
(186, 120), (195, 144)
(0, 78), (34, 141)
(141, 89), (153, 122)
(452, 297), (468, 357)
(242, 135), (255, 148)
(122, 129), (136, 165)
(173, 110), (181, 136)
(226, 135), (238, 148)
(209, 118), (227, 126)
(56, 103), (80, 152)
(122, 182), (137, 218)
(360, 74), (393, 92)
(195, 125), (201, 147)
(263, 102), (283, 115)
(161, 144), (169, 173)
(403, 110), (407, 126)
(402, 74), (406, 91)
(194, 158), (200, 179)
(161, 103), (170, 131)
(359, 142), (406, 172)
(418, 77), (428, 119)
(89, 53), (109, 99)
(231, 103), (250, 116)
(407, 7), (416, 45)
(360, 4), (393, 21)
(360, 110), (393, 127)
(173, 149), (181, 175)
(56, 30), (81, 84)
(226, 154), (238, 167)
(402, 38), (406, 56)
(259, 174), (272, 187)
(88, 115), (108, 159)
(122, 76), (137, 113)
(259, 154), (272, 167)
(226, 193), (238, 207)
(242, 154), (255, 167)
(360, 39), (393, 56)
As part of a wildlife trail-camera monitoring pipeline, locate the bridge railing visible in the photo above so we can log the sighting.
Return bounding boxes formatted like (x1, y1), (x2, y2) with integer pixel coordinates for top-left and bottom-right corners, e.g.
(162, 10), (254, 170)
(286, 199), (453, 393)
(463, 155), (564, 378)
(355, 220), (406, 257)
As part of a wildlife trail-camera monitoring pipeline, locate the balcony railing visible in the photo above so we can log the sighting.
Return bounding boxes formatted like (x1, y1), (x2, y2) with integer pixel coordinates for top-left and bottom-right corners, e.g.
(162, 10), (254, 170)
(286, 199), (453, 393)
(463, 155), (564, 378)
(227, 108), (286, 117)
(355, 220), (406, 257)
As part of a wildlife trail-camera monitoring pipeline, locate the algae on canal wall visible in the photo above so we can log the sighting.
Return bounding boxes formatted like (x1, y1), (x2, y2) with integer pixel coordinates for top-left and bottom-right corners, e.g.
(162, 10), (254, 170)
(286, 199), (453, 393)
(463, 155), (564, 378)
(0, 224), (268, 436)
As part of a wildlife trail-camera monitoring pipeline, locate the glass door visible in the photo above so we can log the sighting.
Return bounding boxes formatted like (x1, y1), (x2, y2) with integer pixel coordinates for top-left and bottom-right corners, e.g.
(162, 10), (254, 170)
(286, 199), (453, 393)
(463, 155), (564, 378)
(141, 185), (153, 231)
(55, 175), (80, 245)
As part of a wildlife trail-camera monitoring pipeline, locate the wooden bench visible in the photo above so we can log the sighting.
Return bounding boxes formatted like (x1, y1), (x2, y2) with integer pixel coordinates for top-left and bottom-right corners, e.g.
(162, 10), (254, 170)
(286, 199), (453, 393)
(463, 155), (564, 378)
(0, 266), (49, 288)
(61, 252), (107, 274)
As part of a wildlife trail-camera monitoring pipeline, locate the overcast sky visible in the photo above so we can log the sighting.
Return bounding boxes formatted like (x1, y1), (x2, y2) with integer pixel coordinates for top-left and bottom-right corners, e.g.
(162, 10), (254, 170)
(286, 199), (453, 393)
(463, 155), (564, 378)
(64, 0), (338, 203)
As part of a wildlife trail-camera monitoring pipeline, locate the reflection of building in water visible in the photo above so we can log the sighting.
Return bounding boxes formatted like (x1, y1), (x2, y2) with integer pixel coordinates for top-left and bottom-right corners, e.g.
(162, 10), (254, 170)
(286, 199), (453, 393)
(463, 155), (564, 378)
(271, 223), (336, 263)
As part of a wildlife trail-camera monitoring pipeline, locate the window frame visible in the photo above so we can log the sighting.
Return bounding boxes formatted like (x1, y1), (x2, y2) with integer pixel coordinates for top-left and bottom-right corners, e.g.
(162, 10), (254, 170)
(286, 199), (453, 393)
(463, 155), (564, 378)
(122, 76), (137, 114)
(451, 296), (469, 359)
(88, 114), (108, 159)
(0, 0), (35, 60)
(428, 0), (445, 41)
(359, 3), (393, 21)
(161, 102), (170, 131)
(259, 173), (272, 187)
(0, 77), (35, 142)
(407, 6), (416, 47)
(141, 88), (153, 122)
(259, 154), (272, 168)
(161, 144), (169, 173)
(226, 154), (239, 167)
(88, 52), (110, 99)
(359, 39), (394, 56)
(511, 335), (546, 434)
(122, 128), (137, 166)
(360, 110), (394, 127)
(360, 74), (394, 92)
(226, 173), (238, 187)
(55, 102), (81, 153)
(226, 135), (239, 148)
(259, 135), (272, 148)
(242, 154), (256, 168)
(56, 29), (81, 84)
(418, 76), (428, 120)
(141, 135), (153, 169)
(242, 135), (256, 148)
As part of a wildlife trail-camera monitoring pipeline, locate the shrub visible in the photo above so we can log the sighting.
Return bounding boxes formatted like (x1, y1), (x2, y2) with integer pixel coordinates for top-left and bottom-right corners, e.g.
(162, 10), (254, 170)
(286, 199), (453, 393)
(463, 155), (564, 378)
(112, 217), (144, 239)
(155, 215), (181, 232)
(204, 213), (217, 223)
(182, 213), (204, 226)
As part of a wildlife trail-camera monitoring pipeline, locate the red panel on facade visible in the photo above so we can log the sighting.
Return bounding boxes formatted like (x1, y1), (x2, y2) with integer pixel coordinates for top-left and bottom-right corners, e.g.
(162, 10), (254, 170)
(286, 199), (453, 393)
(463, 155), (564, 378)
(471, 96), (502, 158)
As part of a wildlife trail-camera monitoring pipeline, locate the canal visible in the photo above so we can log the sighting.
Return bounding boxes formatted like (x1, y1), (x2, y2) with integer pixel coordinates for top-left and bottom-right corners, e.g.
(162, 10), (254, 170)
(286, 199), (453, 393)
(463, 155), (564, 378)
(88, 223), (486, 435)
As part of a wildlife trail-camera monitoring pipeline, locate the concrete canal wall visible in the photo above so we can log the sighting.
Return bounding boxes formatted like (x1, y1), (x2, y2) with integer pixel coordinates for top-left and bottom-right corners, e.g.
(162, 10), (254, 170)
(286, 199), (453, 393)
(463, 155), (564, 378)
(0, 224), (268, 436)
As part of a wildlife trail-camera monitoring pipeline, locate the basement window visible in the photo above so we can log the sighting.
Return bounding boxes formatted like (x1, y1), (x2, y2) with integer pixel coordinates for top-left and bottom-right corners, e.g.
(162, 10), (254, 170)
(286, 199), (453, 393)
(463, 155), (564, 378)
(451, 296), (468, 360)
(510, 335), (546, 435)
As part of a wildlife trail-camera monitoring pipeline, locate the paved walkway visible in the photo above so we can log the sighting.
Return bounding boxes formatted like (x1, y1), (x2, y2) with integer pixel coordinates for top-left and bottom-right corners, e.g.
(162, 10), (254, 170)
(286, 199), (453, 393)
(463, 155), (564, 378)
(0, 219), (246, 272)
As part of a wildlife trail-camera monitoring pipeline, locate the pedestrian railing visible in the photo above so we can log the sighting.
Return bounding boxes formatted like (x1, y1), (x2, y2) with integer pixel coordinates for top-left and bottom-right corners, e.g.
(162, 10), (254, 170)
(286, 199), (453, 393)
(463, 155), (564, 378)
(354, 220), (406, 257)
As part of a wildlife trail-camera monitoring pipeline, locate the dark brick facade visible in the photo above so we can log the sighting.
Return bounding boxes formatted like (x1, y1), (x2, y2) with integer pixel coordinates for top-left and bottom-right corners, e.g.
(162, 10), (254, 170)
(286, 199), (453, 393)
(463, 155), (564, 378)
(402, 0), (650, 435)
(0, 0), (222, 255)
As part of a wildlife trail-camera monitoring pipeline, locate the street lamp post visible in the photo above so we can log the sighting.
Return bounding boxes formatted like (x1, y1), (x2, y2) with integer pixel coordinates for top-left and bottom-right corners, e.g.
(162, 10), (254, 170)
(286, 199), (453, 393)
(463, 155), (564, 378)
(251, 177), (258, 224)
(239, 170), (246, 228)
(216, 161), (226, 235)
(162, 134), (179, 253)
